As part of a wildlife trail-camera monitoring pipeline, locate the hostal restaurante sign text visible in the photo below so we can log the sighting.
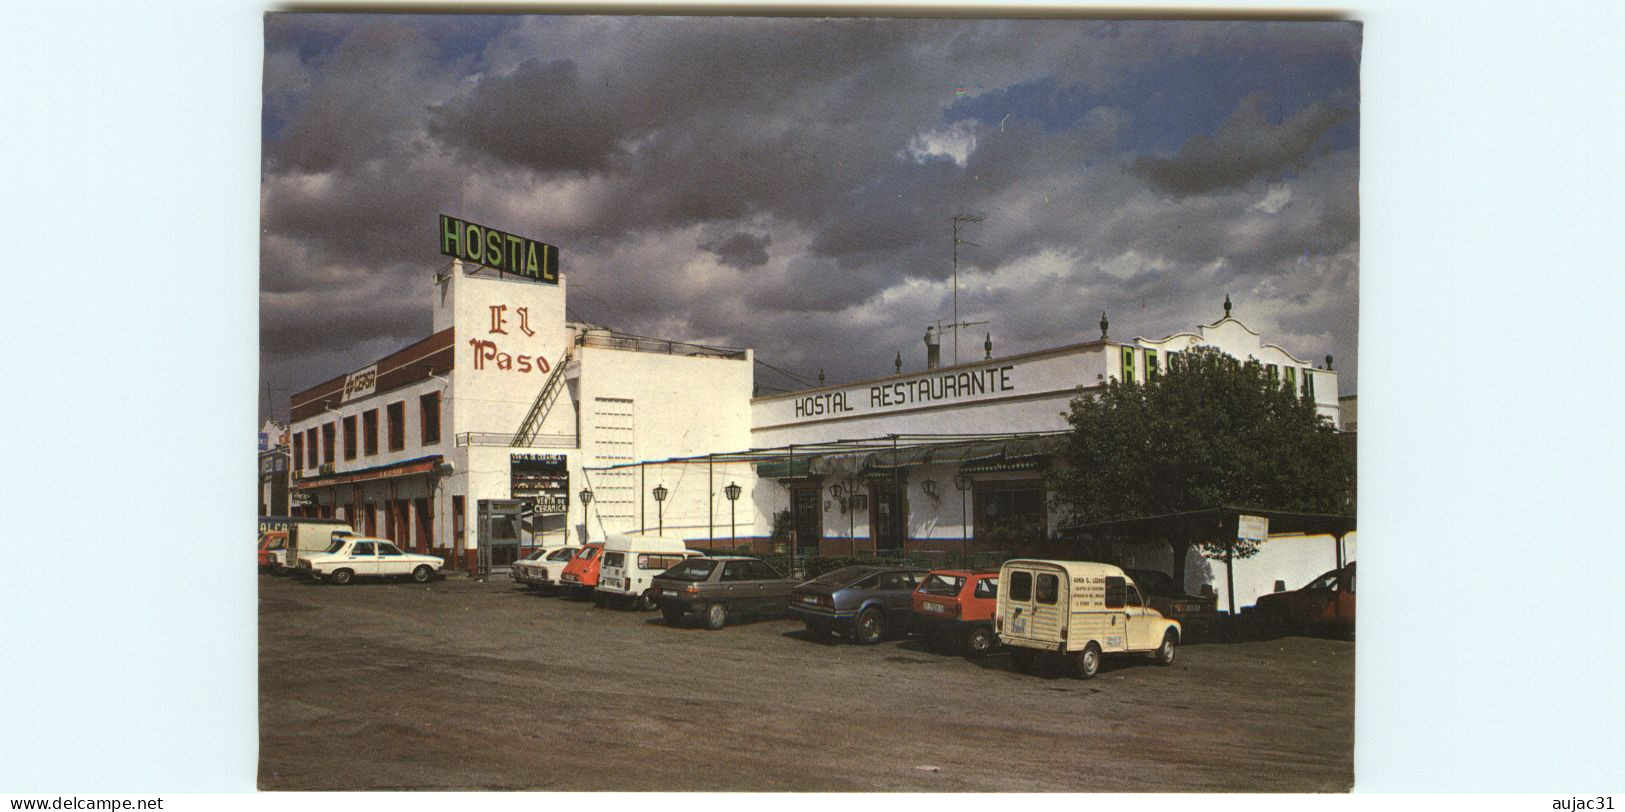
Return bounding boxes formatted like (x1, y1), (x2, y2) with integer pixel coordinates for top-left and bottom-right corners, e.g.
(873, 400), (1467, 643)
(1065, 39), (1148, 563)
(793, 365), (1016, 418)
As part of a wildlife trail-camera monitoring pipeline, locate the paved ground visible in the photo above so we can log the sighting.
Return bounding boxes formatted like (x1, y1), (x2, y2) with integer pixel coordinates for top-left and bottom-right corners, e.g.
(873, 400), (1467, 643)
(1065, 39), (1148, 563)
(258, 573), (1353, 792)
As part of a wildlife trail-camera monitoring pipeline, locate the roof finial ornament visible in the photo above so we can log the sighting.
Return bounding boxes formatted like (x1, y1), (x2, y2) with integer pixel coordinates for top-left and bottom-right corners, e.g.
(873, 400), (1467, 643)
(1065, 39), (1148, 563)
(894, 351), (902, 374)
(1099, 310), (1109, 340)
(1223, 294), (1232, 318)
(984, 332), (993, 360)
(1325, 354), (1334, 371)
(818, 368), (825, 386)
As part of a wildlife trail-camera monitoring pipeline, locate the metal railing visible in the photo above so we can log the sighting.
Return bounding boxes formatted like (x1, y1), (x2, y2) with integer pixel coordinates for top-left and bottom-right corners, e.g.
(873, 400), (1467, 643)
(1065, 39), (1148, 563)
(457, 432), (577, 448)
(576, 331), (747, 359)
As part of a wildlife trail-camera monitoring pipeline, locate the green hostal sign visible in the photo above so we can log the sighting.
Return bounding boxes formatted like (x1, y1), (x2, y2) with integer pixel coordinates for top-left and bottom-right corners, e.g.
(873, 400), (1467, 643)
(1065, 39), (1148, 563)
(440, 214), (560, 284)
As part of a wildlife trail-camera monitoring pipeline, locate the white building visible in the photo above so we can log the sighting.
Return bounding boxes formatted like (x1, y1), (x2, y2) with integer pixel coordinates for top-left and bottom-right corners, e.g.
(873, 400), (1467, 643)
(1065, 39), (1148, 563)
(589, 299), (1352, 612)
(287, 259), (752, 573)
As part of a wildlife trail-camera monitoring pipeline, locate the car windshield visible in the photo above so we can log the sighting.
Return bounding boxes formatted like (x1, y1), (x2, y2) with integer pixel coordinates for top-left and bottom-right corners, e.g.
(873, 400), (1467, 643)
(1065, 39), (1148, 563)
(810, 566), (871, 586)
(1306, 570), (1339, 590)
(323, 540), (348, 554)
(577, 547), (600, 561)
(662, 560), (717, 581)
(547, 548), (576, 562)
(521, 549), (550, 561)
(918, 574), (966, 596)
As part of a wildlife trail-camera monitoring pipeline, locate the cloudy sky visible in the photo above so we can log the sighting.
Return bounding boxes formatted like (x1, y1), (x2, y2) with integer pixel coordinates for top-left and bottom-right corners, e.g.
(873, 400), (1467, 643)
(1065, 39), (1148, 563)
(260, 15), (1360, 420)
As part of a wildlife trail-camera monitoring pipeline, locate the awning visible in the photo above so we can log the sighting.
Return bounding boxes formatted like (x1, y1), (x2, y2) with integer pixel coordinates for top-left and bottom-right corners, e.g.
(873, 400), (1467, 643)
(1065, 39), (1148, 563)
(754, 457), (814, 479)
(292, 455), (445, 489)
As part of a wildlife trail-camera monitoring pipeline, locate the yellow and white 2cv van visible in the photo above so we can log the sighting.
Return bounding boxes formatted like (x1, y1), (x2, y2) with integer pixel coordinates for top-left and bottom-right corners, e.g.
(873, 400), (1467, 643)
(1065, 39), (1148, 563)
(995, 559), (1181, 679)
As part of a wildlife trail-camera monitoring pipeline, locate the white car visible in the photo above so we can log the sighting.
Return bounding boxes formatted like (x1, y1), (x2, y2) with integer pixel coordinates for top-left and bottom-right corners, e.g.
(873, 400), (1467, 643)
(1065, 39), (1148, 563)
(297, 537), (443, 585)
(510, 546), (577, 592)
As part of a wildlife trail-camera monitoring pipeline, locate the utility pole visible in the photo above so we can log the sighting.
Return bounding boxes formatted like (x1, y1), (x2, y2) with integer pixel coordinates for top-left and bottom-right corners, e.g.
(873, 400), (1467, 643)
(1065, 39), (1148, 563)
(951, 214), (984, 366)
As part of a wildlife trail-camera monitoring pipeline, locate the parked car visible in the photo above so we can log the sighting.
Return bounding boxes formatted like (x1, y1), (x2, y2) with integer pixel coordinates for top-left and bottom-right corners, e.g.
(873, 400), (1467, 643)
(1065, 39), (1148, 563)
(650, 556), (799, 630)
(258, 531), (289, 573)
(996, 559), (1181, 679)
(260, 516), (354, 573)
(510, 545), (579, 592)
(909, 568), (1000, 656)
(557, 542), (606, 598)
(789, 565), (927, 644)
(1125, 568), (1221, 639)
(594, 534), (704, 610)
(296, 536), (443, 585)
(1251, 561), (1356, 639)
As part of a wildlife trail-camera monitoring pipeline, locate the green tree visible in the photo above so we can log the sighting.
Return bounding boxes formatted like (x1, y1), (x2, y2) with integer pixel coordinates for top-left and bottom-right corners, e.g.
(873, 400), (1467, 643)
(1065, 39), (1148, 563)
(1049, 346), (1353, 557)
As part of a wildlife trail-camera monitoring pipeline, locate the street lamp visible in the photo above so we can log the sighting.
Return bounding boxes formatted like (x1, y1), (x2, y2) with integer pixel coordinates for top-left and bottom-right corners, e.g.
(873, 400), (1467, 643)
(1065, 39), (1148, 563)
(953, 474), (972, 566)
(652, 483), (668, 536)
(723, 481), (742, 545)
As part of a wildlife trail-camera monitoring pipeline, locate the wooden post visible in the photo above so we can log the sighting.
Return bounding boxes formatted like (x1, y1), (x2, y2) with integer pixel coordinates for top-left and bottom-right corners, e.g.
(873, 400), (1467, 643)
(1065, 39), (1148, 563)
(1224, 537), (1237, 617)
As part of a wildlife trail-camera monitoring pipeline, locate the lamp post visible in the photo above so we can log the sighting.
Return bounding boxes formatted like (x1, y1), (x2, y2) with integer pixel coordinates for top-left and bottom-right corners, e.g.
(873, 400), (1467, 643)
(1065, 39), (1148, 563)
(724, 481), (742, 546)
(579, 488), (593, 540)
(953, 474), (971, 567)
(652, 483), (668, 536)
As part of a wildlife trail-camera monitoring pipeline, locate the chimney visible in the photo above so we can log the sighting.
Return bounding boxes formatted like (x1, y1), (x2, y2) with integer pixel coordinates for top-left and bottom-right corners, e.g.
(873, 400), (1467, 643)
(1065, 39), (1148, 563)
(924, 326), (941, 370)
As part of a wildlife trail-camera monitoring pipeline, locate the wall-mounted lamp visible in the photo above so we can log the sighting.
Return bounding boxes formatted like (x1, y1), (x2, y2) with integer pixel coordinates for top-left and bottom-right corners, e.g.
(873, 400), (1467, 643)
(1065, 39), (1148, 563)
(427, 368), (449, 384)
(921, 478), (940, 502)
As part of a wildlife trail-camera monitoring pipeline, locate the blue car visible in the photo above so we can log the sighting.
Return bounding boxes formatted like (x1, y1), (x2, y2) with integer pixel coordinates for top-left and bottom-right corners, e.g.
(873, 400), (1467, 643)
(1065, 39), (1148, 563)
(789, 565), (928, 644)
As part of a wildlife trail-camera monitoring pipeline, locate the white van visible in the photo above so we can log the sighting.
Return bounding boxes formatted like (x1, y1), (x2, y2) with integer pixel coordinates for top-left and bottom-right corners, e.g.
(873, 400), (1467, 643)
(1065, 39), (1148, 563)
(594, 534), (704, 610)
(995, 559), (1182, 679)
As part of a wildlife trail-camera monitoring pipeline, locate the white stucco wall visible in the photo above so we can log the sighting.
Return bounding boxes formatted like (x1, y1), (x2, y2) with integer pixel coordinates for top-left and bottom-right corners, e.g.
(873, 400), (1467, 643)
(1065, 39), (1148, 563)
(1202, 532), (1358, 613)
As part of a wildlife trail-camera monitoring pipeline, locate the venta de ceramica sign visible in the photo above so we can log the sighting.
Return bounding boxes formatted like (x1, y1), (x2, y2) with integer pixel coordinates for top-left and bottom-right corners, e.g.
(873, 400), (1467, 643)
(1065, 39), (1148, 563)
(440, 214), (560, 284)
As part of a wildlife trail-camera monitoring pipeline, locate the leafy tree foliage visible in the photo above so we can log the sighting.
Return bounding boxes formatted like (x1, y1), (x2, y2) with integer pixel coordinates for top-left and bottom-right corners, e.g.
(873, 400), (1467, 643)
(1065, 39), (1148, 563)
(1049, 346), (1353, 556)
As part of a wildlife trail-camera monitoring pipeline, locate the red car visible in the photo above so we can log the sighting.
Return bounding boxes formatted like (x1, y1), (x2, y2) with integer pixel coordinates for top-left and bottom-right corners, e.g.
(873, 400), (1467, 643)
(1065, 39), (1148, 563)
(909, 569), (1000, 656)
(258, 531), (289, 573)
(557, 542), (605, 597)
(1252, 562), (1356, 639)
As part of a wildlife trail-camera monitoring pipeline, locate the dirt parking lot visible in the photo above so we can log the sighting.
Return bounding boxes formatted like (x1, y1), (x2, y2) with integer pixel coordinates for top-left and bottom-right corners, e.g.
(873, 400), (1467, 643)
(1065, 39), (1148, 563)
(258, 573), (1352, 792)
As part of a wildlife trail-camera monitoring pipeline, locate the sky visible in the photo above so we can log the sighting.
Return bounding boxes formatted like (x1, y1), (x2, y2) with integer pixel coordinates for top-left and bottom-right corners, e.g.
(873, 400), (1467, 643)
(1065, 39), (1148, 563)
(260, 15), (1361, 421)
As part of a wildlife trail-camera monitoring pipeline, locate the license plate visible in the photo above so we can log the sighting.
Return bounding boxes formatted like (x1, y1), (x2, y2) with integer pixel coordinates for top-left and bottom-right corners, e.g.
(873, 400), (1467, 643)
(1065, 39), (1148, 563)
(662, 589), (676, 597)
(801, 595), (818, 604)
(924, 603), (945, 614)
(563, 574), (577, 582)
(1012, 617), (1026, 634)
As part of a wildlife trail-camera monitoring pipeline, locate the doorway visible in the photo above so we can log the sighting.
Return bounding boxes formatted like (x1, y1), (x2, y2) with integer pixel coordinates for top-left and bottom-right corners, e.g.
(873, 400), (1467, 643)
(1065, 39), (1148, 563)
(790, 486), (822, 552)
(868, 482), (906, 553)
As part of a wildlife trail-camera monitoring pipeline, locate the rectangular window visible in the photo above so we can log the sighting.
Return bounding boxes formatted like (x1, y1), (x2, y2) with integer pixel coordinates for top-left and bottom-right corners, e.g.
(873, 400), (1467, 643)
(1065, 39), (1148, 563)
(363, 409), (379, 456)
(387, 401), (405, 451)
(292, 433), (304, 472)
(322, 422), (336, 464)
(1120, 346), (1137, 382)
(1008, 570), (1032, 602)
(343, 416), (357, 460)
(1104, 576), (1126, 609)
(1284, 366), (1297, 393)
(1145, 348), (1159, 381)
(420, 391), (441, 445)
(1035, 573), (1059, 605)
(1267, 363), (1279, 381)
(305, 428), (318, 468)
(1306, 370), (1316, 399)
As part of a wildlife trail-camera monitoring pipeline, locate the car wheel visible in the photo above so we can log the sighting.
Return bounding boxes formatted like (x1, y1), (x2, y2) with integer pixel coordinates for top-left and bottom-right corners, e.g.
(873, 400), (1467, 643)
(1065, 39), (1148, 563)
(965, 626), (995, 658)
(329, 568), (354, 586)
(1009, 649), (1036, 674)
(703, 602), (727, 630)
(854, 608), (884, 645)
(661, 606), (684, 626)
(637, 590), (658, 611)
(1075, 643), (1102, 680)
(411, 565), (433, 583)
(1154, 630), (1177, 666)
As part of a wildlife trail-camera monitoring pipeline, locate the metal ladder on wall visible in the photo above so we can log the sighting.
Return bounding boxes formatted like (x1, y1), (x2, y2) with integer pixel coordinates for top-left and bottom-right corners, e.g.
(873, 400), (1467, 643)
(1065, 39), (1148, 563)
(511, 348), (573, 447)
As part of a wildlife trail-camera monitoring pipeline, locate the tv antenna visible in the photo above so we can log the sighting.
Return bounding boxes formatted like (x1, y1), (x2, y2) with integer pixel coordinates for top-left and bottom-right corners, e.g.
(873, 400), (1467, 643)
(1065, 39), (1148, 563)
(951, 213), (984, 365)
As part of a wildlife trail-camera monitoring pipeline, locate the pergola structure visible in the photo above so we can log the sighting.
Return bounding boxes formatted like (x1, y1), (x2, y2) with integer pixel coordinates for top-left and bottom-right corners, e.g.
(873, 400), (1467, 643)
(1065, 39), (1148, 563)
(1056, 506), (1357, 615)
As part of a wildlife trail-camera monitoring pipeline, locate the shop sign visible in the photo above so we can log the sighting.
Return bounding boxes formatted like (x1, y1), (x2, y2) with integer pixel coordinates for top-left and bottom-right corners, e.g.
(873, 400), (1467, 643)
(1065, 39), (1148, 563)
(1238, 514), (1269, 542)
(440, 214), (559, 284)
(258, 432), (269, 452)
(787, 363), (1017, 419)
(291, 492), (314, 507)
(511, 453), (569, 510)
(342, 364), (378, 402)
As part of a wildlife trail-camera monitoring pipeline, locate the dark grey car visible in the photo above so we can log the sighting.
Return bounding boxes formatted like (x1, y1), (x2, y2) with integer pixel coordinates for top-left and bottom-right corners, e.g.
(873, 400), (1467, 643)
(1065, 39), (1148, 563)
(650, 556), (799, 630)
(789, 565), (928, 644)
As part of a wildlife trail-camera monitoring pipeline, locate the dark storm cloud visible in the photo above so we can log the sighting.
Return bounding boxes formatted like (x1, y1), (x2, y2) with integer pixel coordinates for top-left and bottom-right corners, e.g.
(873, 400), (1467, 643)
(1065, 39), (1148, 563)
(1131, 94), (1351, 197)
(260, 17), (1362, 421)
(700, 231), (771, 269)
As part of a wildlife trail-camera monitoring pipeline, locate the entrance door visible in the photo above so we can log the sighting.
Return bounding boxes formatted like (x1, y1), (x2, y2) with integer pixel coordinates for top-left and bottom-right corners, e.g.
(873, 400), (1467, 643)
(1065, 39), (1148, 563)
(791, 487), (822, 552)
(868, 483), (905, 553)
(414, 498), (432, 553)
(363, 506), (377, 536)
